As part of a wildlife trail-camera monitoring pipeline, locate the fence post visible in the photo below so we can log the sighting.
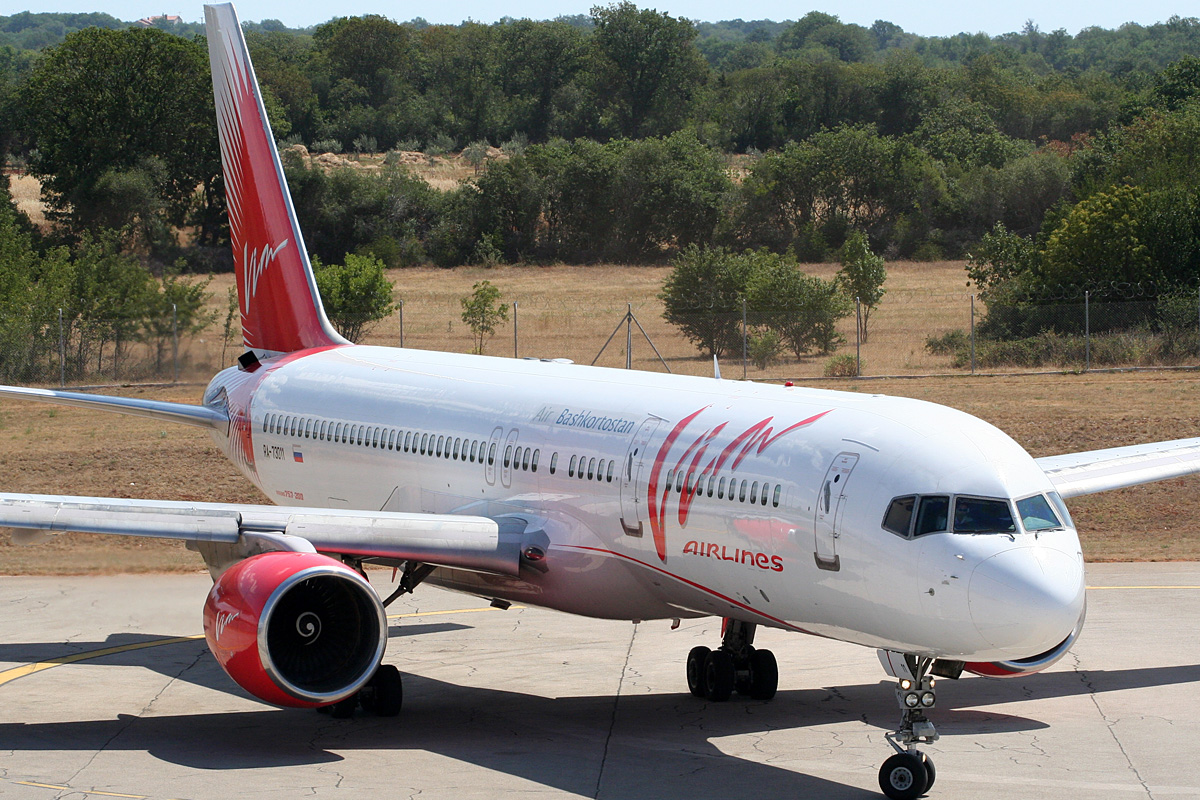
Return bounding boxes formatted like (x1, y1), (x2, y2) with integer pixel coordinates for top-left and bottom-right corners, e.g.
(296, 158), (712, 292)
(855, 297), (862, 378)
(172, 303), (179, 383)
(970, 294), (976, 375)
(513, 301), (518, 359)
(1084, 290), (1091, 372)
(626, 303), (633, 369)
(741, 298), (747, 380)
(398, 300), (404, 348)
(58, 308), (65, 387)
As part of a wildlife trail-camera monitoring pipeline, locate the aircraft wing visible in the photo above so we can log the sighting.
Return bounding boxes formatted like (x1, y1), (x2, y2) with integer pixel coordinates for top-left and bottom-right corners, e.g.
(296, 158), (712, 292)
(0, 492), (519, 576)
(1036, 437), (1200, 498)
(0, 385), (227, 429)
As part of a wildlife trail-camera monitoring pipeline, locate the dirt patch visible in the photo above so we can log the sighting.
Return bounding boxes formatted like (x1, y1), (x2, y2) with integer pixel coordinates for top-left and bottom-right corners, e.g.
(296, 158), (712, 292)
(9, 173), (48, 229)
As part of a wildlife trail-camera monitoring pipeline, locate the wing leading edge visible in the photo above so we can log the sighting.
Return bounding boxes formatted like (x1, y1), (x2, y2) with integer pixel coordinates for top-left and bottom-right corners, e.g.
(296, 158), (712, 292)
(0, 385), (227, 430)
(0, 493), (519, 576)
(1036, 437), (1200, 498)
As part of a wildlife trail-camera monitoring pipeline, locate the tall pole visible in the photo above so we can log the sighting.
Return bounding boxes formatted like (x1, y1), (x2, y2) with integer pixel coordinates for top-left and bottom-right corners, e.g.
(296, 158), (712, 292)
(626, 304), (632, 370)
(970, 294), (976, 375)
(398, 300), (404, 349)
(58, 308), (65, 387)
(855, 297), (862, 378)
(1084, 290), (1091, 372)
(172, 303), (179, 383)
(513, 301), (518, 359)
(741, 298), (748, 380)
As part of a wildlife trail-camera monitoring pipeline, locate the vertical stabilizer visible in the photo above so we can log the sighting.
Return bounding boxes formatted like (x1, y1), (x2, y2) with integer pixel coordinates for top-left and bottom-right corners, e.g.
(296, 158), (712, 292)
(204, 3), (348, 355)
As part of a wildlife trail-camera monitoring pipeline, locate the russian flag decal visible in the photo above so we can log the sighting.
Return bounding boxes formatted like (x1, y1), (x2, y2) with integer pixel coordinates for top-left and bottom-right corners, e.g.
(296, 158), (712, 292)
(292, 446), (304, 463)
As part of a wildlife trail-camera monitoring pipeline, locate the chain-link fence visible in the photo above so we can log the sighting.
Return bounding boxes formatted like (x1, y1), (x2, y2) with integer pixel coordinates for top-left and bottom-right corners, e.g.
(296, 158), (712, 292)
(3, 287), (1198, 388)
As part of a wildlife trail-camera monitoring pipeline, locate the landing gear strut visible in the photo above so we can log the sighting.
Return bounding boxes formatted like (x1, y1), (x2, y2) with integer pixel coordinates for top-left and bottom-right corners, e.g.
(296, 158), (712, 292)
(686, 618), (778, 702)
(878, 653), (939, 800)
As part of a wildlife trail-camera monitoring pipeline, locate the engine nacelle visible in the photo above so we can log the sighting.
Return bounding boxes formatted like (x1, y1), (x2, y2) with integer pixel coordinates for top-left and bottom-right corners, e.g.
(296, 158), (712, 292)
(964, 604), (1086, 678)
(203, 551), (387, 707)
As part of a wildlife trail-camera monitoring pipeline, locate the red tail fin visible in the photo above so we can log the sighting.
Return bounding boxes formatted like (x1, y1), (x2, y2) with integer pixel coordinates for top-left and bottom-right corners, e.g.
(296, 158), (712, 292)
(204, 3), (347, 355)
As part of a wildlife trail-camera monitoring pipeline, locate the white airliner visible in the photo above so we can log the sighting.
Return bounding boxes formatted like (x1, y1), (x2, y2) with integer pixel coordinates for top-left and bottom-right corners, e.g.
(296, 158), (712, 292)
(3, 5), (1199, 798)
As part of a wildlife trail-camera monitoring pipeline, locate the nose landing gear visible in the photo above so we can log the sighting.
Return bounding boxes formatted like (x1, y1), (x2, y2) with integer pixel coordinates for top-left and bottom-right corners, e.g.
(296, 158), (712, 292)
(686, 618), (778, 702)
(878, 651), (939, 799)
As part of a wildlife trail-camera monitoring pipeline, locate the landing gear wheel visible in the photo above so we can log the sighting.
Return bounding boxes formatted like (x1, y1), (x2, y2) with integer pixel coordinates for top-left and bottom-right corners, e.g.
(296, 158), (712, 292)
(370, 664), (403, 717)
(329, 693), (358, 719)
(878, 752), (928, 800)
(735, 646), (755, 696)
(920, 752), (936, 793)
(749, 648), (778, 701)
(686, 646), (711, 698)
(703, 649), (735, 702)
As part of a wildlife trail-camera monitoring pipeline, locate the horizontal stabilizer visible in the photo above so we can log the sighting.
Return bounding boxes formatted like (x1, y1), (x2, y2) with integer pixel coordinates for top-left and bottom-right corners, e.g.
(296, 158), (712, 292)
(0, 385), (227, 430)
(0, 493), (518, 576)
(1036, 437), (1200, 498)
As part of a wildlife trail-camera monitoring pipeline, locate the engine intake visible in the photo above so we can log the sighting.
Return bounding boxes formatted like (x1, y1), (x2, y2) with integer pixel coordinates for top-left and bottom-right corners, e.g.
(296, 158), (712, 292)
(203, 551), (387, 707)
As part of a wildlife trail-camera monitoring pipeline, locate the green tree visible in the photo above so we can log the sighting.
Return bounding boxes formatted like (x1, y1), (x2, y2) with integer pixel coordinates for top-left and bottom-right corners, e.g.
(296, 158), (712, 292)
(659, 244), (754, 358)
(313, 253), (398, 343)
(460, 280), (508, 354)
(837, 231), (886, 342)
(1041, 184), (1152, 288)
(589, 2), (707, 138)
(745, 250), (851, 359)
(17, 27), (222, 247)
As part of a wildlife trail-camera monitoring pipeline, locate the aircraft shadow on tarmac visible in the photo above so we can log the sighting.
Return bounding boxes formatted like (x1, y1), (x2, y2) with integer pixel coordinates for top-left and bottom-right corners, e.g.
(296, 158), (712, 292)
(1, 635), (1198, 800)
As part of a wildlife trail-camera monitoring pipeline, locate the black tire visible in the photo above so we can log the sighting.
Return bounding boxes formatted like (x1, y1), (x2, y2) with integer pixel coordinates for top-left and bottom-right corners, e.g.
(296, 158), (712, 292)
(749, 648), (778, 701)
(734, 646), (755, 695)
(329, 693), (358, 719)
(686, 646), (711, 698)
(920, 752), (936, 793)
(704, 649), (735, 702)
(372, 664), (403, 717)
(878, 752), (927, 800)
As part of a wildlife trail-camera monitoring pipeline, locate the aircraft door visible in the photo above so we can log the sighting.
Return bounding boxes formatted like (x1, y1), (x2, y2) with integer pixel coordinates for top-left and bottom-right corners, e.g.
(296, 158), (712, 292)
(620, 418), (661, 536)
(484, 426), (503, 486)
(500, 428), (520, 488)
(814, 452), (858, 571)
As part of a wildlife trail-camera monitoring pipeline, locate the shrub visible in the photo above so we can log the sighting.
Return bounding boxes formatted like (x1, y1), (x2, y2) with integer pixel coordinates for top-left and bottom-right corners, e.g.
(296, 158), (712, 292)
(312, 138), (343, 154)
(925, 329), (968, 356)
(748, 330), (782, 369)
(824, 353), (859, 377)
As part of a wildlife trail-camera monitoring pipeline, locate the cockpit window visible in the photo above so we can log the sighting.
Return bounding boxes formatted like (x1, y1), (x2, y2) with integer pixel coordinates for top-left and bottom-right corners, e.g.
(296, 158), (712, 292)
(953, 497), (1016, 534)
(882, 496), (915, 536)
(915, 496), (949, 535)
(1017, 494), (1063, 531)
(1048, 491), (1074, 530)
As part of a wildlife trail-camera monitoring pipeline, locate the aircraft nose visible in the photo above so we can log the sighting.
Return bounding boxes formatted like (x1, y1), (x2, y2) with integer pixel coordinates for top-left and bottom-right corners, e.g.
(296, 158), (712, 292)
(968, 545), (1085, 656)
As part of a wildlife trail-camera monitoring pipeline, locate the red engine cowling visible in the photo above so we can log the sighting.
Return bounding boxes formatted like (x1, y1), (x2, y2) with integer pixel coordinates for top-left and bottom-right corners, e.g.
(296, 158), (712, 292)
(203, 551), (387, 707)
(964, 604), (1086, 678)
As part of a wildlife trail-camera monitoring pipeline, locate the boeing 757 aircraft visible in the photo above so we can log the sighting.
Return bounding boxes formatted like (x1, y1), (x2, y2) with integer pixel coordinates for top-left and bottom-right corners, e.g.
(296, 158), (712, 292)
(3, 5), (1199, 798)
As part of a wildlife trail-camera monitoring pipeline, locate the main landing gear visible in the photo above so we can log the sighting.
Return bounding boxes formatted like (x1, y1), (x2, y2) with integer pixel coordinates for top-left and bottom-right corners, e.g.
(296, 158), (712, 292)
(686, 618), (778, 702)
(877, 652), (940, 800)
(322, 663), (404, 719)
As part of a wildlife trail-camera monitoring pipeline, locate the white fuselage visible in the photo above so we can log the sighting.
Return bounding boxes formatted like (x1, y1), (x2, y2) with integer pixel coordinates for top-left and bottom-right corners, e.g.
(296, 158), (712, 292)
(204, 345), (1086, 663)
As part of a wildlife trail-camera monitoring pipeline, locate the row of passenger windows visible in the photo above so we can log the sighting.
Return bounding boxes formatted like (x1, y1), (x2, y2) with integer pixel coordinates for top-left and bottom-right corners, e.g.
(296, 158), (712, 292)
(664, 468), (781, 508)
(263, 412), (783, 504)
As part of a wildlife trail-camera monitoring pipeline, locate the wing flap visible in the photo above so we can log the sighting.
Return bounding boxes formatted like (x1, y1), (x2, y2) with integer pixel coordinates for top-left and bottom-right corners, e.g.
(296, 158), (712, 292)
(1036, 437), (1200, 498)
(0, 493), (516, 575)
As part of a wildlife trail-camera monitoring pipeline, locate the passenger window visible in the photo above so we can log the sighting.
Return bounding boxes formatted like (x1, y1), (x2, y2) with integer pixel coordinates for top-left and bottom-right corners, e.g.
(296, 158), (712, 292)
(262, 417), (268, 433)
(665, 469), (674, 491)
(1017, 494), (1062, 531)
(750, 481), (759, 503)
(304, 419), (311, 438)
(372, 428), (380, 448)
(586, 458), (595, 480)
(522, 448), (531, 471)
(606, 461), (614, 482)
(739, 480), (747, 502)
(883, 496), (916, 536)
(504, 445), (512, 468)
(404, 431), (412, 452)
(420, 433), (428, 455)
(549, 452), (557, 475)
(437, 436), (445, 457)
(772, 484), (781, 508)
(387, 429), (395, 450)
(488, 442), (496, 466)
(760, 483), (769, 505)
(954, 497), (1016, 534)
(915, 496), (949, 535)
(718, 477), (726, 499)
(569, 455), (577, 477)
(675, 471), (684, 493)
(532, 449), (540, 473)
(453, 438), (461, 460)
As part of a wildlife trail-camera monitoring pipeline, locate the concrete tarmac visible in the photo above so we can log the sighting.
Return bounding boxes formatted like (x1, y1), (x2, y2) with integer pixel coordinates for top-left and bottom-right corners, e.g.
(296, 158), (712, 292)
(0, 563), (1197, 800)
